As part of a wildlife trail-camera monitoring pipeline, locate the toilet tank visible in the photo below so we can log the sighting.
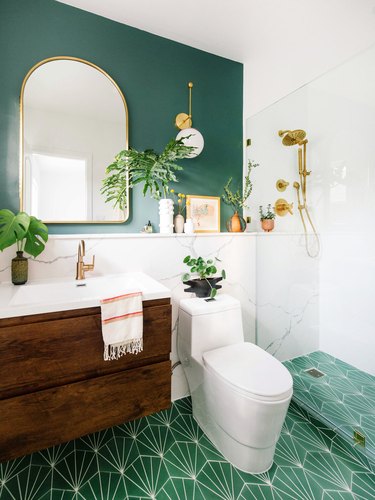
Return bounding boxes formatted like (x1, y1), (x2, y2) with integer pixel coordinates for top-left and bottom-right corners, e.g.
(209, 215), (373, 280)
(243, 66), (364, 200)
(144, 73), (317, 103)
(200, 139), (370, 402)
(178, 294), (244, 361)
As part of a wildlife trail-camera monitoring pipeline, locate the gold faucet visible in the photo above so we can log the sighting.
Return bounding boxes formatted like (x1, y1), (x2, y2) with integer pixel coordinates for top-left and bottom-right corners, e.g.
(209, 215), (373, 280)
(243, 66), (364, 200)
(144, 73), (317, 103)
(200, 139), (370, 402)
(76, 240), (95, 280)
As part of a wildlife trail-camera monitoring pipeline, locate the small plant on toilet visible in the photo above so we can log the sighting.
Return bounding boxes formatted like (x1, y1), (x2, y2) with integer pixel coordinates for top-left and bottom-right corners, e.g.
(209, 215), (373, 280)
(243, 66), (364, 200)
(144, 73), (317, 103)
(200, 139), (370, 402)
(182, 255), (226, 299)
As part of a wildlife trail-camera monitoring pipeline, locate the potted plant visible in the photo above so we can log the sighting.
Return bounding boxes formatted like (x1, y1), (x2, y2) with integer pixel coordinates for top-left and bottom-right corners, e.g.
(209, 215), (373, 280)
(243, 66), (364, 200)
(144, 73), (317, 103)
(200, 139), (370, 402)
(101, 138), (194, 233)
(182, 255), (226, 299)
(259, 204), (276, 232)
(0, 209), (48, 285)
(222, 159), (258, 232)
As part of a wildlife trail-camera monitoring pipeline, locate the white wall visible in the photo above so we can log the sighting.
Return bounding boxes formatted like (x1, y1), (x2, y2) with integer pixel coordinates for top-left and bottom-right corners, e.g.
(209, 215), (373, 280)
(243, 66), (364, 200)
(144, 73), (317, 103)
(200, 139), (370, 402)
(244, 1), (375, 118)
(247, 44), (375, 375)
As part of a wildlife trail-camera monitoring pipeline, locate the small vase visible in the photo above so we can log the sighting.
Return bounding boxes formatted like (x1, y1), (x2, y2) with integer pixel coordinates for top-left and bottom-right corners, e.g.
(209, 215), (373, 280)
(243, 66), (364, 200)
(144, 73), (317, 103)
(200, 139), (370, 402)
(159, 198), (174, 234)
(261, 219), (275, 232)
(12, 251), (28, 285)
(174, 214), (185, 233)
(184, 218), (194, 235)
(226, 211), (246, 232)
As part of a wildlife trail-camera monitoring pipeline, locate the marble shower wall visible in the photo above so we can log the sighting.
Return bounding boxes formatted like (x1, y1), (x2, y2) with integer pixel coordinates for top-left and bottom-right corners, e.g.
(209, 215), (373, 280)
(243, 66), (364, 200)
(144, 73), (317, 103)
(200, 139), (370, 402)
(256, 233), (319, 362)
(0, 233), (256, 401)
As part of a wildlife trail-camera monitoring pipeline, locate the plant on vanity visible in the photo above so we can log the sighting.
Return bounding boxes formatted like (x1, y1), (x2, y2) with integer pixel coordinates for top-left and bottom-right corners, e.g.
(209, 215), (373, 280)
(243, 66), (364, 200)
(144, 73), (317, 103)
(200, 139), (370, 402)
(0, 209), (48, 285)
(259, 204), (276, 232)
(222, 159), (259, 232)
(101, 138), (194, 208)
(182, 255), (226, 299)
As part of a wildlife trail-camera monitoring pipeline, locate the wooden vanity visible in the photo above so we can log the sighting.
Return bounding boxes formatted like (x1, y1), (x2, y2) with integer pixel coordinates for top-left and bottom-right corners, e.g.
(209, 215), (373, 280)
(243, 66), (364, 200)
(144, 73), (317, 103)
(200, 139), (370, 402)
(0, 297), (171, 463)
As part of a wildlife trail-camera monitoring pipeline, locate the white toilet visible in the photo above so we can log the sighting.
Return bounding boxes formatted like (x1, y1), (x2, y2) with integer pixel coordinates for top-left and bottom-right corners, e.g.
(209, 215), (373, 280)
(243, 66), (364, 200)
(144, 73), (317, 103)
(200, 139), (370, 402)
(178, 294), (293, 474)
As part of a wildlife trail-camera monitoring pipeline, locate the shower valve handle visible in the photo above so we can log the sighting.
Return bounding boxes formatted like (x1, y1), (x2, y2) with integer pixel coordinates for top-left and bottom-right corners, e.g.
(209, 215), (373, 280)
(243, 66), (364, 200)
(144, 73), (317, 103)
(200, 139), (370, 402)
(274, 198), (294, 217)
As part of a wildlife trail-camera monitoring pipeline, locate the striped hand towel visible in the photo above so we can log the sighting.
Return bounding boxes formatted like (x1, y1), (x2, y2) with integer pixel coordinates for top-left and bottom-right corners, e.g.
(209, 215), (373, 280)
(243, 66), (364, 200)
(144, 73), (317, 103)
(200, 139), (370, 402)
(100, 291), (143, 361)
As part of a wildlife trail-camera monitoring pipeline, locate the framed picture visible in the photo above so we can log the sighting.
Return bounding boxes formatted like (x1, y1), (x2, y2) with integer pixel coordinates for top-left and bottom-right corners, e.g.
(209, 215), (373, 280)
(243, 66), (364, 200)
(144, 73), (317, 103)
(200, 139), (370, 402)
(186, 195), (220, 233)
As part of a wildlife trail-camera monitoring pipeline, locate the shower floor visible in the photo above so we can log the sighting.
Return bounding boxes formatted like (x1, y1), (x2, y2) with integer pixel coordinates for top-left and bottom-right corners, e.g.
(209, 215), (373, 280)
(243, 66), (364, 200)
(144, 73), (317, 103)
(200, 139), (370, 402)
(284, 351), (375, 461)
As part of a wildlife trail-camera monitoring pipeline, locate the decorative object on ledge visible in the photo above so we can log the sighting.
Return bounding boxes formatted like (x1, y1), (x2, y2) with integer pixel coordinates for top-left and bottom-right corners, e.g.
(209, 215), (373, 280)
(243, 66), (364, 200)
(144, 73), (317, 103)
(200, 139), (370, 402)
(222, 159), (258, 232)
(170, 190), (190, 233)
(186, 195), (220, 233)
(182, 255), (226, 299)
(184, 218), (194, 234)
(259, 204), (276, 232)
(159, 198), (174, 234)
(0, 209), (48, 285)
(175, 82), (204, 157)
(276, 179), (289, 192)
(274, 198), (293, 217)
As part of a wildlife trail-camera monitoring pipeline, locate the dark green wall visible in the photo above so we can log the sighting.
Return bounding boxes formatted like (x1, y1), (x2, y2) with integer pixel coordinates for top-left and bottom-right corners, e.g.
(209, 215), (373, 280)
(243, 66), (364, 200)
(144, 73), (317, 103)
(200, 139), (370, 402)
(0, 0), (243, 233)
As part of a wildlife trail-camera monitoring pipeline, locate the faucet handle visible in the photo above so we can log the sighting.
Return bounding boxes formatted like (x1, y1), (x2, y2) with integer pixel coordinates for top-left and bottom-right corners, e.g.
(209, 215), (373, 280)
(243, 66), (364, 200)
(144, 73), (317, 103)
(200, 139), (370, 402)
(84, 254), (95, 271)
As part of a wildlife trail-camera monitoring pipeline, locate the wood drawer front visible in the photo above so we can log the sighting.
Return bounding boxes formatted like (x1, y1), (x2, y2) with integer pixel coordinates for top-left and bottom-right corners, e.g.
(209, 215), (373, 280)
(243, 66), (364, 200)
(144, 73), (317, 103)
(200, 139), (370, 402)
(0, 360), (171, 463)
(0, 303), (171, 399)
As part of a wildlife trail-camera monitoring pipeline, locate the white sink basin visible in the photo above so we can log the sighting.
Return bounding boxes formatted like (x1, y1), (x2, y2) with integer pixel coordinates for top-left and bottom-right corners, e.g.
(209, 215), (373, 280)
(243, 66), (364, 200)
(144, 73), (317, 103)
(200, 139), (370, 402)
(0, 272), (170, 319)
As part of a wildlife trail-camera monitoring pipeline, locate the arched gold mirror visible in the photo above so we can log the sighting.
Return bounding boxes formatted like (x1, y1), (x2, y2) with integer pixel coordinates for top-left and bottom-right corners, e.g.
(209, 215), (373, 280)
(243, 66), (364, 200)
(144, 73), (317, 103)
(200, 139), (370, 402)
(20, 57), (129, 223)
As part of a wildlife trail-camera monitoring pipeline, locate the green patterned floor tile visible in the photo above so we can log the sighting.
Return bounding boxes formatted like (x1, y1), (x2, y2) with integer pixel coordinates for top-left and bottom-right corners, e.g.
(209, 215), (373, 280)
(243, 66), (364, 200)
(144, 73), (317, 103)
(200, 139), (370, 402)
(285, 350), (375, 461)
(123, 456), (169, 498)
(1, 395), (375, 499)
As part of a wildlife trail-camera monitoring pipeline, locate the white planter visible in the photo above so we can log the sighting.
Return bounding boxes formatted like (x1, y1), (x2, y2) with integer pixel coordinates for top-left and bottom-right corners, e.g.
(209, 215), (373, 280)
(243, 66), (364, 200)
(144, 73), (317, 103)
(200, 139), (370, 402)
(159, 198), (174, 234)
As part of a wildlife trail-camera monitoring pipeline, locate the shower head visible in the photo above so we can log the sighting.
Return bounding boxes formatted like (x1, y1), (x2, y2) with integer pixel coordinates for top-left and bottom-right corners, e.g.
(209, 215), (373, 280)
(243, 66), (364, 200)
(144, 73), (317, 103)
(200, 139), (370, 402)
(278, 129), (307, 146)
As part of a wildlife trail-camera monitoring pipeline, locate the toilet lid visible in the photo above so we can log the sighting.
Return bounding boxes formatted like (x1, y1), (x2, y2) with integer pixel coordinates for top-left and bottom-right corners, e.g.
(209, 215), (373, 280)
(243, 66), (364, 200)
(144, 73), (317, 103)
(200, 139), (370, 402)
(203, 342), (293, 400)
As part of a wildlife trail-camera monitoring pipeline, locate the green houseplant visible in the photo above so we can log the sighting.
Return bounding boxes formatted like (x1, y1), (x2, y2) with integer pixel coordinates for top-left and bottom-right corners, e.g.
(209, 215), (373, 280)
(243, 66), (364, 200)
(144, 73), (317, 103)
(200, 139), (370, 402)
(0, 209), (48, 284)
(102, 138), (194, 209)
(182, 255), (226, 299)
(222, 159), (258, 232)
(259, 204), (276, 232)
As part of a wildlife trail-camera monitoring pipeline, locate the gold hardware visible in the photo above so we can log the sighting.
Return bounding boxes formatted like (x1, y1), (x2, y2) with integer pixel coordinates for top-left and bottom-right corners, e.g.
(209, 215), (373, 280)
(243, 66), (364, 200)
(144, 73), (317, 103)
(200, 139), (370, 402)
(246, 138), (252, 147)
(19, 56), (129, 224)
(76, 240), (95, 280)
(274, 198), (293, 216)
(278, 128), (320, 258)
(175, 82), (194, 130)
(276, 179), (289, 192)
(353, 430), (366, 447)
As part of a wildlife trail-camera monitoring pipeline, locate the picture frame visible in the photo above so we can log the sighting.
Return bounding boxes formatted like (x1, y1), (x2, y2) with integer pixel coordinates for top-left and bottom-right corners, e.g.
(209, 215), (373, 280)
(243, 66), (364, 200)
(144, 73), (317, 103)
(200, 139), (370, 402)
(186, 195), (220, 233)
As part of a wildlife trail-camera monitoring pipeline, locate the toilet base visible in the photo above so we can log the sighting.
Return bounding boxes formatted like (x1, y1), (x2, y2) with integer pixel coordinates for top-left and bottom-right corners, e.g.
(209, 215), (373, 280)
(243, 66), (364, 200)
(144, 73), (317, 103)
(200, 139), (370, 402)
(194, 411), (275, 474)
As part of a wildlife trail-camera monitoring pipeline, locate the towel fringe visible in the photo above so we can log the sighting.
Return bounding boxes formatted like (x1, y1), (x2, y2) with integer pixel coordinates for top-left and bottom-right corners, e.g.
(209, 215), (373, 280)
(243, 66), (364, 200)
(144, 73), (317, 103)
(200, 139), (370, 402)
(104, 338), (143, 361)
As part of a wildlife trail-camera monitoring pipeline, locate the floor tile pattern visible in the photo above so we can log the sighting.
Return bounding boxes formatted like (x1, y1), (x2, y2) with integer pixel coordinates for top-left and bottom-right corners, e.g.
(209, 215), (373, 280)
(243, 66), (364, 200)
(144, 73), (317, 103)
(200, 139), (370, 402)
(284, 351), (375, 460)
(1, 397), (375, 499)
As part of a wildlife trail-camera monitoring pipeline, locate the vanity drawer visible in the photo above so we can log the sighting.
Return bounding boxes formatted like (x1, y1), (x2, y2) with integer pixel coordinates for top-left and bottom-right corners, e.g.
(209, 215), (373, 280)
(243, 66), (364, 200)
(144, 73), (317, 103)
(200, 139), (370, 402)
(0, 300), (171, 399)
(0, 359), (171, 463)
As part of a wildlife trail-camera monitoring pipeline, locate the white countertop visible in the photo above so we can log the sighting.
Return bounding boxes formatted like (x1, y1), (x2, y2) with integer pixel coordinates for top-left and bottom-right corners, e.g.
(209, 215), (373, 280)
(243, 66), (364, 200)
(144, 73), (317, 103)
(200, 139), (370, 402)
(0, 272), (171, 319)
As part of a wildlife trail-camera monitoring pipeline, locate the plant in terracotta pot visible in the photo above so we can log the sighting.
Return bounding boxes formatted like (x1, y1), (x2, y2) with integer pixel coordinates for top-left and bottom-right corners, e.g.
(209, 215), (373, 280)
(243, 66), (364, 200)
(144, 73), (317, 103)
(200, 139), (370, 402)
(0, 209), (48, 285)
(182, 255), (226, 299)
(222, 159), (258, 232)
(259, 204), (276, 232)
(102, 138), (194, 233)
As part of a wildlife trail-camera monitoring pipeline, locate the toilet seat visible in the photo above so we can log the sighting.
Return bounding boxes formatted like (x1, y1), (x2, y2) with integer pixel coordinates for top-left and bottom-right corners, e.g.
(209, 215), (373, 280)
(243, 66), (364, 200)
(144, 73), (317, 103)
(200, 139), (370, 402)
(203, 342), (293, 402)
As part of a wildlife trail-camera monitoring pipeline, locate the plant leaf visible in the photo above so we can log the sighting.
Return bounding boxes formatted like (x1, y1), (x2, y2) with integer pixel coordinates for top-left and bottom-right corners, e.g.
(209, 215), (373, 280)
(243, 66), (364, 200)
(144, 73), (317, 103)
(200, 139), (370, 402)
(210, 288), (217, 299)
(0, 210), (29, 251)
(23, 216), (48, 258)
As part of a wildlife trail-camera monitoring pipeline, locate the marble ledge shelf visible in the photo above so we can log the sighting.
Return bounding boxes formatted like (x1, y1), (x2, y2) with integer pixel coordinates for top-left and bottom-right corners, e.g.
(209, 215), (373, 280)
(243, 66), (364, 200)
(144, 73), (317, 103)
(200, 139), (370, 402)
(48, 231), (316, 240)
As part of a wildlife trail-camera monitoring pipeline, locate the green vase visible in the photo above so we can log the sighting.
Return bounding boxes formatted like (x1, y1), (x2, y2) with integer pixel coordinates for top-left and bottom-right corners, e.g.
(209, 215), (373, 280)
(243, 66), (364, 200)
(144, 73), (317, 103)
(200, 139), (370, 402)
(11, 251), (28, 285)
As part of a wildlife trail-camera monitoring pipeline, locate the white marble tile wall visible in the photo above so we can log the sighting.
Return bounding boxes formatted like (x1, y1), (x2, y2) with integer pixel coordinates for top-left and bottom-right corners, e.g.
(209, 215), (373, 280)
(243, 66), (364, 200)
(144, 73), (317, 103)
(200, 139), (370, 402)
(247, 44), (375, 375)
(256, 234), (319, 362)
(0, 233), (256, 400)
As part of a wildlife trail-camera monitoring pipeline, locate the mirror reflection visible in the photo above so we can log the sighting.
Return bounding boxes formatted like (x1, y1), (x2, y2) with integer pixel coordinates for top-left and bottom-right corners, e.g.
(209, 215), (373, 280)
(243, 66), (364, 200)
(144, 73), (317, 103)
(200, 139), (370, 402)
(21, 57), (128, 223)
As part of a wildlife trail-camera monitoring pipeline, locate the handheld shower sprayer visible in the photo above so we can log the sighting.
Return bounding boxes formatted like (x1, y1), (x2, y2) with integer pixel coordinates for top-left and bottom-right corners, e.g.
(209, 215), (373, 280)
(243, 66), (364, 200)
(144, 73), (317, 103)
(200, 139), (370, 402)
(279, 130), (320, 258)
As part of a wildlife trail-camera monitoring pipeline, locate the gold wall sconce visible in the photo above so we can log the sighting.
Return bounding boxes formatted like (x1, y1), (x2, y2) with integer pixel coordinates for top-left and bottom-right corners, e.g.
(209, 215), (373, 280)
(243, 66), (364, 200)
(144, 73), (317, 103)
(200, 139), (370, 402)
(276, 179), (289, 192)
(274, 198), (293, 217)
(175, 82), (204, 157)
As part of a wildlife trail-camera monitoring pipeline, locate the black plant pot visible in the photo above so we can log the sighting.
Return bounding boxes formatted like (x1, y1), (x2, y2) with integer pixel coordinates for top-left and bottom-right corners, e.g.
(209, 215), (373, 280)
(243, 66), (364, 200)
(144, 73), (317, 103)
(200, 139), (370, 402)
(183, 277), (223, 298)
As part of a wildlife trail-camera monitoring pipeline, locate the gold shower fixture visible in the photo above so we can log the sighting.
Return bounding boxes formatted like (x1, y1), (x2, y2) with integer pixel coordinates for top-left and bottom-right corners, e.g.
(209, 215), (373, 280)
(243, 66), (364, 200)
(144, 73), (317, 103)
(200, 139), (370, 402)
(274, 198), (293, 217)
(276, 179), (289, 192)
(278, 129), (320, 258)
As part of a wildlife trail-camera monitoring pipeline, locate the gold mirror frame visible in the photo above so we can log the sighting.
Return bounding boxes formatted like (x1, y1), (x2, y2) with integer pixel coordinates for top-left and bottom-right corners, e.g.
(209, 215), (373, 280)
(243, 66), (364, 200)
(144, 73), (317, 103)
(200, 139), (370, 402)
(19, 56), (129, 223)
